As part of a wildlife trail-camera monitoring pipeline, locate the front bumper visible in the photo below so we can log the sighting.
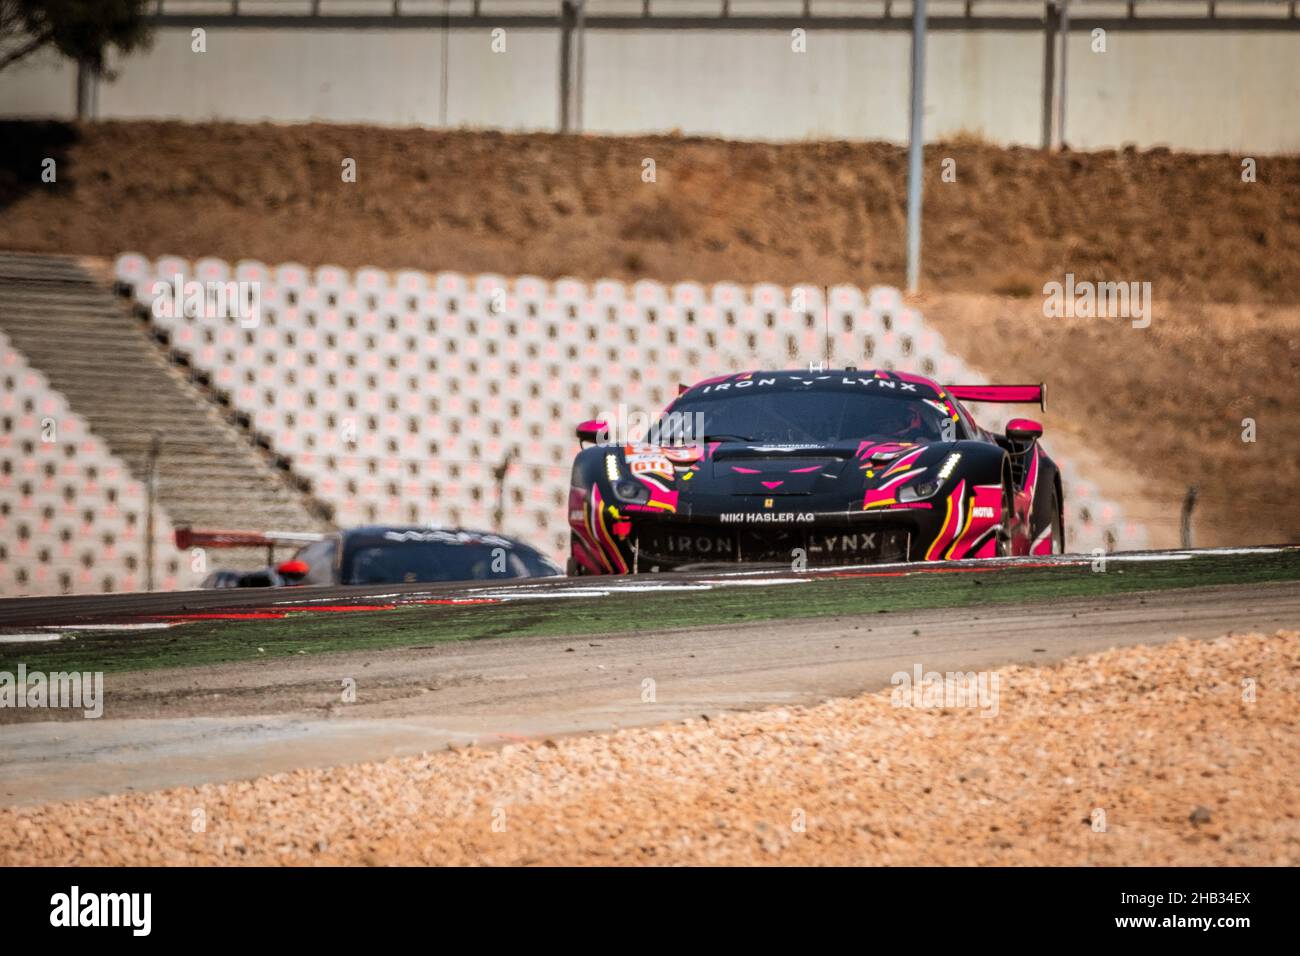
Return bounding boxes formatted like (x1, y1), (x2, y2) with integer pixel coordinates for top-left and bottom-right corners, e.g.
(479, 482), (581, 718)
(570, 492), (943, 573)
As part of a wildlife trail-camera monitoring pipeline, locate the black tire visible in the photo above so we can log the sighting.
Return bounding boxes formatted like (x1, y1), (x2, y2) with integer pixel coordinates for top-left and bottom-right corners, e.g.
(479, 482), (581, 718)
(995, 478), (1015, 557)
(1049, 485), (1065, 554)
(566, 533), (583, 577)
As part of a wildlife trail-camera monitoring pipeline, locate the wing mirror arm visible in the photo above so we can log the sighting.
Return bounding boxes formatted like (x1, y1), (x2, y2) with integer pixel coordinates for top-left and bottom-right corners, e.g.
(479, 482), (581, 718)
(1005, 418), (1044, 443)
(575, 419), (609, 447)
(276, 559), (309, 583)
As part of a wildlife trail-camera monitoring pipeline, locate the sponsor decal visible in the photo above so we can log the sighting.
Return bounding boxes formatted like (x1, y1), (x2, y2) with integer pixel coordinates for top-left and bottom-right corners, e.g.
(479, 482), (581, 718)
(694, 376), (927, 395)
(629, 456), (672, 477)
(663, 445), (703, 465)
(655, 534), (737, 555)
(808, 532), (886, 553)
(381, 530), (512, 547)
(973, 506), (995, 519)
(720, 512), (815, 524)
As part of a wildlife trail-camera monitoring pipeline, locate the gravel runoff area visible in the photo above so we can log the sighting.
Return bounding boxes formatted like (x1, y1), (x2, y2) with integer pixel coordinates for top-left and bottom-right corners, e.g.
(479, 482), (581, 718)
(2, 629), (1297, 866)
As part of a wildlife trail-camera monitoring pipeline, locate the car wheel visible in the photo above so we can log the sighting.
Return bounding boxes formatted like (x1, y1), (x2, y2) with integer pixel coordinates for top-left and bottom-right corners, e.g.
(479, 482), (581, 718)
(995, 475), (1015, 558)
(567, 533), (584, 577)
(1049, 485), (1066, 554)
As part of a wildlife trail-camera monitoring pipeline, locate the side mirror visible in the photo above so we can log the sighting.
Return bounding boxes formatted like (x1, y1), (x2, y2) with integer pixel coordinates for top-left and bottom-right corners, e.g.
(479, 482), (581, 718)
(576, 419), (608, 445)
(276, 559), (309, 582)
(1006, 418), (1043, 442)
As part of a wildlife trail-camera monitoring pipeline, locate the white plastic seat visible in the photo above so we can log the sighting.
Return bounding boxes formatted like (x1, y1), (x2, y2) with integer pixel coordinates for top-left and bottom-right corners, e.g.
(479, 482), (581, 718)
(514, 275), (548, 302)
(274, 262), (310, 290)
(395, 270), (428, 298)
(115, 252), (149, 289)
(592, 279), (625, 304)
(354, 267), (389, 295)
(752, 283), (786, 312)
(632, 280), (667, 307)
(195, 257), (231, 283)
(155, 255), (191, 284)
(235, 259), (270, 286)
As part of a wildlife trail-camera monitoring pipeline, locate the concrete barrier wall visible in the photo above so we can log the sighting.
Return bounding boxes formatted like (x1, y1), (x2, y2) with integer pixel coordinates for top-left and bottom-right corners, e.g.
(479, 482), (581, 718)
(2, 25), (1297, 152)
(1066, 30), (1300, 153)
(0, 47), (77, 118)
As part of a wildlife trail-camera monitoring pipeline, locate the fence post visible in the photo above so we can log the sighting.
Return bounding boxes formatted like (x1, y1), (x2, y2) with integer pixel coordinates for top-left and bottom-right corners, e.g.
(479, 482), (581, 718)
(144, 432), (162, 592)
(439, 0), (450, 127)
(905, 0), (927, 293)
(493, 449), (519, 532)
(559, 1), (577, 132)
(1056, 0), (1070, 148)
(575, 0), (586, 131)
(1041, 2), (1058, 149)
(1180, 486), (1199, 549)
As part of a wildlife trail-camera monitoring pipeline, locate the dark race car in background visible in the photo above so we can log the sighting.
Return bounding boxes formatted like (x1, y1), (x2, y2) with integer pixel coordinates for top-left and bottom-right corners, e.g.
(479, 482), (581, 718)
(177, 525), (562, 588)
(567, 369), (1064, 573)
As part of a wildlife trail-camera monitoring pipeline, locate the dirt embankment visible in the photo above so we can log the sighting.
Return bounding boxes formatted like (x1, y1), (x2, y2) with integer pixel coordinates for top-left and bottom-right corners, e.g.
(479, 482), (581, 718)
(2, 630), (1296, 865)
(2, 120), (1298, 303)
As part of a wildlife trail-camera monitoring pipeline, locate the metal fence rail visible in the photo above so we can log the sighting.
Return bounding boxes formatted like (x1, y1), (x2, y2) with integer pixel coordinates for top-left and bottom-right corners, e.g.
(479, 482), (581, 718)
(146, 0), (1299, 29)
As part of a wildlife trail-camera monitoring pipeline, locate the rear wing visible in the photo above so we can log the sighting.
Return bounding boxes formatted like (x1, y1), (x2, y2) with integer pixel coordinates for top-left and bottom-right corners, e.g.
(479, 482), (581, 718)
(945, 384), (1047, 412)
(174, 526), (325, 551)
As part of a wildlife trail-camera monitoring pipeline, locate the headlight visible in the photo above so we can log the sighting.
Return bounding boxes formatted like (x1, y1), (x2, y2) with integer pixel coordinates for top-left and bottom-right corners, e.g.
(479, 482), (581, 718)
(936, 452), (962, 480)
(898, 478), (942, 502)
(612, 479), (650, 504)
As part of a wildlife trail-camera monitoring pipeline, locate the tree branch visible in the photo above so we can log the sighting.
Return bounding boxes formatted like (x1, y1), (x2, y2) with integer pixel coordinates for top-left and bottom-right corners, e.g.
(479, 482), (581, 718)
(0, 28), (52, 73)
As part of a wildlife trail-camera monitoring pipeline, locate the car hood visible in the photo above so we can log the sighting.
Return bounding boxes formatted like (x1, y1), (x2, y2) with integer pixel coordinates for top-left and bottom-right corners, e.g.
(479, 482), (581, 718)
(615, 439), (939, 513)
(707, 443), (856, 495)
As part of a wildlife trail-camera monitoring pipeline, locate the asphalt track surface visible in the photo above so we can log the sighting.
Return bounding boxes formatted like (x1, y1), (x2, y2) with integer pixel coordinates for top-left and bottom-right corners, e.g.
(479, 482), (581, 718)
(2, 567), (1298, 806)
(0, 569), (593, 629)
(0, 548), (1287, 629)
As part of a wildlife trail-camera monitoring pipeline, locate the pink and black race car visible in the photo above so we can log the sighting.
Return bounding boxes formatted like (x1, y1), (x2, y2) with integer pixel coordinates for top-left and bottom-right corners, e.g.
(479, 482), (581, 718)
(566, 369), (1064, 574)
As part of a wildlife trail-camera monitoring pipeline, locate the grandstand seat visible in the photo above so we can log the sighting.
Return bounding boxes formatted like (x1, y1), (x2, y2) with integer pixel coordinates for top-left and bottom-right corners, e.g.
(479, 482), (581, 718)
(314, 264), (350, 293)
(115, 252), (150, 288)
(235, 259), (271, 286)
(155, 255), (191, 284)
(196, 257), (231, 283)
(274, 262), (310, 290)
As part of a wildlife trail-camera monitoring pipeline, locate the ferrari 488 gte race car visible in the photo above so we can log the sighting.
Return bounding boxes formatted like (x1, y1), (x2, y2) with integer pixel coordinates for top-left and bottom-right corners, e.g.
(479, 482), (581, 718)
(567, 369), (1063, 574)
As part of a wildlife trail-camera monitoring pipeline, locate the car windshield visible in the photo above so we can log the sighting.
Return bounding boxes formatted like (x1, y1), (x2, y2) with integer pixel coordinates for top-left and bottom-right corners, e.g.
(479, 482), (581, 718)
(670, 387), (950, 444)
(341, 540), (550, 585)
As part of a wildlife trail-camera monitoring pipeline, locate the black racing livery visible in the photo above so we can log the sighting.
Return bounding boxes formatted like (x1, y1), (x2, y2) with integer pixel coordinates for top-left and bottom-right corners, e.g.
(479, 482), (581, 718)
(567, 369), (1063, 573)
